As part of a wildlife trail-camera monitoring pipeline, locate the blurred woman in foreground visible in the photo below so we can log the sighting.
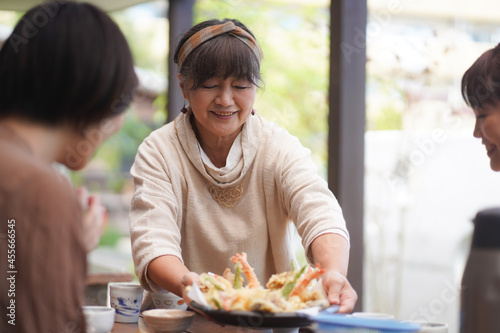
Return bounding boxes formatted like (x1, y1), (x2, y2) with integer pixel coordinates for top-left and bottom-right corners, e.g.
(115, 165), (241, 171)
(0, 2), (137, 332)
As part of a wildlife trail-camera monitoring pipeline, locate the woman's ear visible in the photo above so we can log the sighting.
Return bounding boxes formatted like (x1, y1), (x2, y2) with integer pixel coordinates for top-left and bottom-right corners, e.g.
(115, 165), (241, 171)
(177, 73), (188, 100)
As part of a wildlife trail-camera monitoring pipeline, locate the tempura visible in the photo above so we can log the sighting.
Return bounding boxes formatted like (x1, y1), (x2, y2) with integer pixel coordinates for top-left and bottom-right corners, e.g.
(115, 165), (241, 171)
(193, 252), (329, 313)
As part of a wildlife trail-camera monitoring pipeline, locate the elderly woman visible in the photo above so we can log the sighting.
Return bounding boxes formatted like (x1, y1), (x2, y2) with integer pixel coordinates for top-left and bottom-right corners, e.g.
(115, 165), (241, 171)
(462, 43), (500, 171)
(129, 18), (357, 322)
(0, 2), (137, 332)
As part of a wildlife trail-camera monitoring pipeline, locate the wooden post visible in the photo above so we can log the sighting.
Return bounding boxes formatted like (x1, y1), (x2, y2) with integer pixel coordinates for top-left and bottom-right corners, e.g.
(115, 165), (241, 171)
(167, 0), (195, 123)
(329, 0), (367, 311)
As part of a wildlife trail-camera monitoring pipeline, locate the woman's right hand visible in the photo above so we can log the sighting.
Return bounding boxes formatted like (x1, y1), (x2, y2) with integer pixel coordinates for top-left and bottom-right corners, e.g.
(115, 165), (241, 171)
(180, 272), (200, 307)
(181, 272), (224, 326)
(181, 272), (217, 322)
(148, 257), (222, 324)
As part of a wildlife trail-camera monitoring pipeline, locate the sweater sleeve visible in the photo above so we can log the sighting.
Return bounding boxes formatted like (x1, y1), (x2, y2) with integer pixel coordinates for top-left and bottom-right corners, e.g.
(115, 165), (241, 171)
(271, 128), (348, 264)
(1, 167), (87, 333)
(129, 134), (183, 292)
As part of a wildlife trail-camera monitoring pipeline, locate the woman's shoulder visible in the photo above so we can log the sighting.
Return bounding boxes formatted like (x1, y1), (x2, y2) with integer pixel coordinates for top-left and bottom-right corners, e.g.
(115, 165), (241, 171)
(21, 163), (75, 201)
(0, 141), (74, 198)
(132, 120), (190, 174)
(143, 118), (183, 147)
(146, 121), (176, 142)
(0, 140), (68, 185)
(255, 115), (304, 150)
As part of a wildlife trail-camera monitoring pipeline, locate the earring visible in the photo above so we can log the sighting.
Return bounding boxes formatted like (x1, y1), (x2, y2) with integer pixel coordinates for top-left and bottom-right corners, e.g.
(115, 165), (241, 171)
(181, 101), (188, 114)
(251, 109), (255, 116)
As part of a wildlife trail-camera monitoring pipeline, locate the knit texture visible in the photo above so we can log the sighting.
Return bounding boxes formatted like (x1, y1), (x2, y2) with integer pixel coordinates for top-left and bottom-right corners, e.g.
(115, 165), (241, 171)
(129, 111), (347, 292)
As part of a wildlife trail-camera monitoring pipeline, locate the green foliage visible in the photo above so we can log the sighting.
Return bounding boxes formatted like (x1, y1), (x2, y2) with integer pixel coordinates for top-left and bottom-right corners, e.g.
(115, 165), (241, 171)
(366, 76), (405, 131)
(152, 93), (168, 124)
(0, 10), (22, 27)
(375, 106), (403, 131)
(69, 171), (85, 189)
(93, 110), (157, 172)
(98, 225), (123, 247)
(111, 10), (168, 73)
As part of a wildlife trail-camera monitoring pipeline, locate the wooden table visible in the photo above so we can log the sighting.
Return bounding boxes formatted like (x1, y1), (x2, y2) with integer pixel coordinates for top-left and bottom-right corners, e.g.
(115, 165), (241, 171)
(109, 318), (192, 332)
(111, 322), (139, 333)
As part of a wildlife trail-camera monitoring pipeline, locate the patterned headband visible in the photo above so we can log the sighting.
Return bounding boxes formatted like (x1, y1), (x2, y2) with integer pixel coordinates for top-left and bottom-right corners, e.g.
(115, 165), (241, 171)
(177, 21), (263, 71)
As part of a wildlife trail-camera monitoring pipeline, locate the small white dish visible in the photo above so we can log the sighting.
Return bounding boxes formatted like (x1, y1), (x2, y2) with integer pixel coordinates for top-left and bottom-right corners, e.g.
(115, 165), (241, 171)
(82, 306), (115, 333)
(404, 320), (448, 333)
(142, 309), (195, 333)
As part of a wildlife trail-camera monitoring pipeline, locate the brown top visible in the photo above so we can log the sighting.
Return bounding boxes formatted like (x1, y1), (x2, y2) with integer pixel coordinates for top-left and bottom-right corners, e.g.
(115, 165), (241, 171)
(0, 125), (87, 332)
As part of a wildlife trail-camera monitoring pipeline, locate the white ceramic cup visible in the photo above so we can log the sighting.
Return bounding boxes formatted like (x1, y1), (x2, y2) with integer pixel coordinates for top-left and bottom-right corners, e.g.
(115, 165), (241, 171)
(404, 321), (448, 333)
(151, 289), (188, 310)
(351, 312), (395, 320)
(108, 283), (144, 323)
(82, 306), (115, 333)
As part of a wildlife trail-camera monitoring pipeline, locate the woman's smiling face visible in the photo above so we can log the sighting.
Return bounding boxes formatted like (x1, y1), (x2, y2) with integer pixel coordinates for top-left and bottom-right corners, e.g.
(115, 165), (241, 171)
(180, 75), (257, 142)
(473, 102), (500, 171)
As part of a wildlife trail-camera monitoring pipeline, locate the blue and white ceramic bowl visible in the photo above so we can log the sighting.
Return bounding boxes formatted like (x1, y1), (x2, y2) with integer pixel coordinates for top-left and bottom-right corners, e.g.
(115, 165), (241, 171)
(109, 283), (144, 323)
(151, 290), (188, 310)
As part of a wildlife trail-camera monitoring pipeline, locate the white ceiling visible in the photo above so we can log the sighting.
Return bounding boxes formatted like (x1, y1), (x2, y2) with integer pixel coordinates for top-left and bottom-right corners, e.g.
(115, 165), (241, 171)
(0, 0), (154, 12)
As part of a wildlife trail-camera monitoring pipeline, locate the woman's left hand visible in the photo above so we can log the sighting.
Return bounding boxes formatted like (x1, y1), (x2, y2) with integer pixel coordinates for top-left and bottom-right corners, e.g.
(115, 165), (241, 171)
(321, 269), (358, 313)
(76, 187), (107, 252)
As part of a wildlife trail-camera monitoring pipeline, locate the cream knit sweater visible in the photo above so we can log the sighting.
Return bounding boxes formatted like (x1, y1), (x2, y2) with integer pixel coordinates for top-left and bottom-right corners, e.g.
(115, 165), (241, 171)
(129, 110), (347, 292)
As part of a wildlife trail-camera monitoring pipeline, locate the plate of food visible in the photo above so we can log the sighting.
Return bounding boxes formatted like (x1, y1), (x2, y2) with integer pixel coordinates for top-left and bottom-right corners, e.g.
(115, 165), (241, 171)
(186, 252), (337, 329)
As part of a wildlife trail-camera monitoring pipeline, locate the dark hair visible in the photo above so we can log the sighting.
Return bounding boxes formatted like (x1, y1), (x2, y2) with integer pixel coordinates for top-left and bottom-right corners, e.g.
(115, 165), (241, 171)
(462, 44), (500, 109)
(174, 18), (262, 89)
(0, 1), (138, 131)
